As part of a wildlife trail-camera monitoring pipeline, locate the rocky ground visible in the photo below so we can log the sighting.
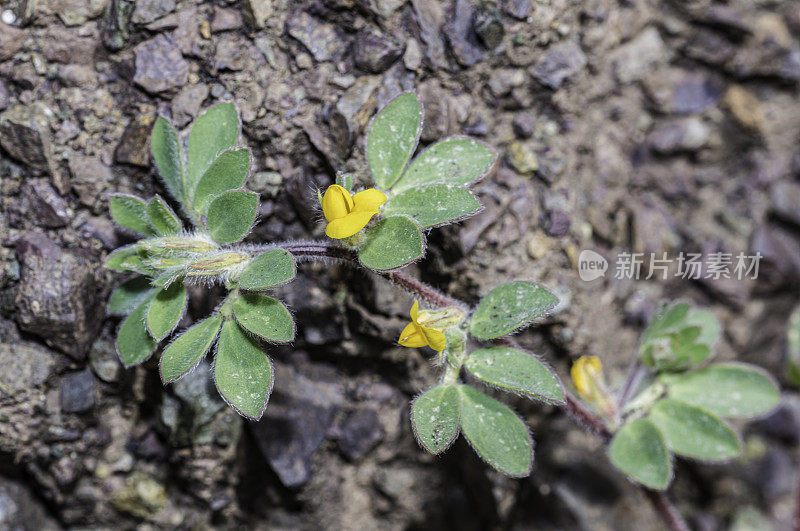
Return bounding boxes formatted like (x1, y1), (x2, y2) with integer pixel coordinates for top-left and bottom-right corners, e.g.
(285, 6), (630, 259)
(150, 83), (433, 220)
(0, 0), (799, 529)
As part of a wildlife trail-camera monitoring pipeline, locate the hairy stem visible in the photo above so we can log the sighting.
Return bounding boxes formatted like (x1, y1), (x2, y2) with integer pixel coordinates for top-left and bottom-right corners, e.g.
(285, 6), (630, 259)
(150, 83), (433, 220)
(643, 490), (690, 531)
(617, 359), (645, 411)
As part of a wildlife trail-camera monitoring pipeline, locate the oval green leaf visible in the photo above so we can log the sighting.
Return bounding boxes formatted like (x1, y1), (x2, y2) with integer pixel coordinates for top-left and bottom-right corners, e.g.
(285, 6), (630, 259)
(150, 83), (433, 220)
(458, 384), (533, 477)
(233, 293), (295, 343)
(237, 249), (296, 290)
(108, 277), (156, 316)
(648, 398), (741, 461)
(464, 347), (564, 404)
(411, 385), (461, 454)
(187, 102), (240, 195)
(205, 189), (259, 244)
(146, 282), (187, 341)
(608, 418), (671, 490)
(160, 315), (222, 383)
(109, 193), (157, 236)
(366, 91), (422, 190)
(393, 136), (496, 192)
(147, 195), (182, 236)
(214, 320), (274, 420)
(358, 215), (424, 271)
(667, 363), (780, 419)
(116, 299), (157, 368)
(105, 244), (141, 272)
(382, 184), (482, 229)
(193, 148), (252, 215)
(469, 281), (559, 339)
(150, 116), (185, 203)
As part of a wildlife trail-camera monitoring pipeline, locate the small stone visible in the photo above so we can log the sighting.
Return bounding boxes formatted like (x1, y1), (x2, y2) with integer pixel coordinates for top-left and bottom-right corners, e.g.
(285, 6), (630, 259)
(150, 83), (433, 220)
(643, 68), (723, 115)
(89, 339), (121, 382)
(723, 85), (765, 134)
(103, 0), (133, 51)
(242, 0), (271, 29)
(214, 35), (247, 71)
(79, 217), (119, 249)
(411, 0), (448, 70)
(211, 7), (242, 32)
(0, 79), (9, 111)
(354, 29), (404, 73)
(69, 154), (112, 207)
(199, 20), (211, 39)
(114, 114), (155, 167)
(22, 180), (70, 228)
(0, 22), (24, 61)
(542, 209), (571, 237)
(0, 103), (56, 175)
(53, 0), (106, 26)
(531, 41), (587, 89)
(527, 230), (554, 259)
(771, 182), (800, 227)
(133, 34), (189, 93)
(502, 0), (531, 20)
(648, 118), (711, 154)
(403, 38), (422, 70)
(357, 0), (407, 19)
(488, 68), (526, 97)
(337, 409), (384, 460)
(610, 27), (666, 84)
(0, 339), (56, 396)
(287, 10), (343, 62)
(112, 473), (166, 520)
(508, 141), (539, 175)
(60, 370), (95, 413)
(751, 223), (800, 278)
(131, 0), (175, 24)
(445, 0), (484, 67)
(171, 83), (209, 127)
(295, 52), (312, 69)
(512, 113), (535, 138)
(174, 8), (202, 57)
(57, 64), (97, 87)
(330, 75), (381, 156)
(474, 3), (504, 49)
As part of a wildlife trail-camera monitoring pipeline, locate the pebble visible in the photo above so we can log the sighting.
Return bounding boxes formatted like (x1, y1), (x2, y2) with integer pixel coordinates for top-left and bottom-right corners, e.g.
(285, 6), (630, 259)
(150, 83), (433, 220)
(286, 11), (343, 63)
(648, 118), (711, 154)
(60, 370), (96, 413)
(531, 41), (587, 89)
(337, 409), (384, 460)
(242, 0), (272, 29)
(0, 103), (56, 176)
(133, 34), (189, 93)
(723, 85), (765, 133)
(445, 0), (484, 67)
(353, 29), (404, 73)
(610, 27), (666, 84)
(508, 141), (539, 175)
(131, 0), (175, 25)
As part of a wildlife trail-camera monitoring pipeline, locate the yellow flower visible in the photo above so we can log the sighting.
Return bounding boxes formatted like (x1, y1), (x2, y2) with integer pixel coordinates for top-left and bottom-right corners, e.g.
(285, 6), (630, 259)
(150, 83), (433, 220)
(571, 356), (603, 399)
(398, 300), (447, 352)
(321, 184), (387, 239)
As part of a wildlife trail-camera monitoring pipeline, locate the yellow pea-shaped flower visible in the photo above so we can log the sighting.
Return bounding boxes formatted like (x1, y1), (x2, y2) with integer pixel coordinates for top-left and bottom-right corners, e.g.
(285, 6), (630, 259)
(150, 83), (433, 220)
(571, 355), (604, 400)
(321, 184), (387, 239)
(398, 300), (447, 352)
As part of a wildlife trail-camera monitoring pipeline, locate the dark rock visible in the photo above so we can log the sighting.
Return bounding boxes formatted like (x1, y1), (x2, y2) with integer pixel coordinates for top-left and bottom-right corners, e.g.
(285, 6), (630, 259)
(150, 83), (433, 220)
(133, 34), (189, 93)
(60, 369), (96, 413)
(250, 358), (343, 488)
(14, 234), (103, 359)
(502, 0), (531, 20)
(0, 477), (60, 530)
(684, 29), (737, 66)
(648, 118), (710, 154)
(242, 0), (272, 29)
(474, 3), (504, 49)
(22, 180), (70, 228)
(354, 29), (404, 73)
(411, 0), (448, 70)
(0, 338), (56, 396)
(445, 0), (484, 67)
(753, 398), (800, 444)
(337, 408), (384, 460)
(69, 154), (113, 208)
(531, 41), (587, 89)
(750, 223), (800, 278)
(0, 103), (56, 175)
(42, 27), (97, 64)
(644, 68), (723, 115)
(542, 209), (571, 237)
(329, 75), (380, 156)
(88, 337), (122, 382)
(131, 0), (175, 24)
(0, 22), (24, 61)
(103, 0), (134, 51)
(287, 11), (344, 63)
(771, 182), (800, 226)
(114, 115), (154, 167)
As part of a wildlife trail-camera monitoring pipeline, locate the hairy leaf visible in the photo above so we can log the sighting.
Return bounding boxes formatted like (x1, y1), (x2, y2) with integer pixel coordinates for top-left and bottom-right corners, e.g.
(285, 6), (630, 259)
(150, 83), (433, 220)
(411, 385), (461, 454)
(366, 91), (422, 190)
(458, 385), (533, 477)
(116, 299), (157, 367)
(194, 148), (252, 215)
(666, 363), (780, 419)
(233, 293), (294, 343)
(358, 215), (424, 271)
(205, 189), (259, 244)
(648, 399), (740, 461)
(214, 320), (274, 420)
(237, 249), (296, 290)
(393, 137), (496, 192)
(146, 282), (187, 341)
(108, 277), (156, 315)
(150, 116), (185, 203)
(106, 244), (143, 272)
(464, 347), (564, 404)
(469, 281), (559, 339)
(109, 194), (157, 236)
(160, 315), (222, 383)
(147, 195), (182, 236)
(382, 184), (482, 228)
(608, 418), (671, 490)
(187, 102), (239, 195)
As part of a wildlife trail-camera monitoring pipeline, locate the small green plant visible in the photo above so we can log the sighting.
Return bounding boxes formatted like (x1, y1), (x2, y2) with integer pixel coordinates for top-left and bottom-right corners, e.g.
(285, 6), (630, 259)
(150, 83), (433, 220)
(573, 302), (781, 490)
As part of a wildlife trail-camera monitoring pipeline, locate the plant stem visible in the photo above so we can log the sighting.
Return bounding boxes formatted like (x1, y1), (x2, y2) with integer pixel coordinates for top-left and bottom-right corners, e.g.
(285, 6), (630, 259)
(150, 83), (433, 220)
(618, 358), (645, 411)
(642, 489), (690, 531)
(563, 391), (611, 439)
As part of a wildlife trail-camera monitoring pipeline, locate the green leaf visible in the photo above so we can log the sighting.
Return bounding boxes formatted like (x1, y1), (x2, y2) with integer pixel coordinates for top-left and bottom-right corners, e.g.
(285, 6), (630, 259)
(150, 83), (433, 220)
(666, 363), (780, 419)
(357, 216), (424, 271)
(411, 385), (461, 455)
(648, 398), (741, 461)
(214, 320), (274, 420)
(682, 309), (720, 350)
(469, 281), (559, 339)
(193, 148), (252, 215)
(366, 91), (422, 190)
(382, 184), (482, 229)
(108, 277), (156, 315)
(205, 189), (259, 244)
(640, 303), (720, 371)
(105, 244), (142, 271)
(458, 385), (533, 477)
(232, 293), (295, 343)
(608, 418), (671, 490)
(393, 137), (497, 192)
(146, 282), (187, 341)
(151, 116), (185, 203)
(788, 306), (800, 386)
(237, 249), (296, 290)
(147, 195), (182, 236)
(187, 102), (240, 196)
(464, 347), (564, 404)
(116, 299), (157, 367)
(160, 315), (222, 383)
(109, 194), (157, 236)
(641, 303), (690, 343)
